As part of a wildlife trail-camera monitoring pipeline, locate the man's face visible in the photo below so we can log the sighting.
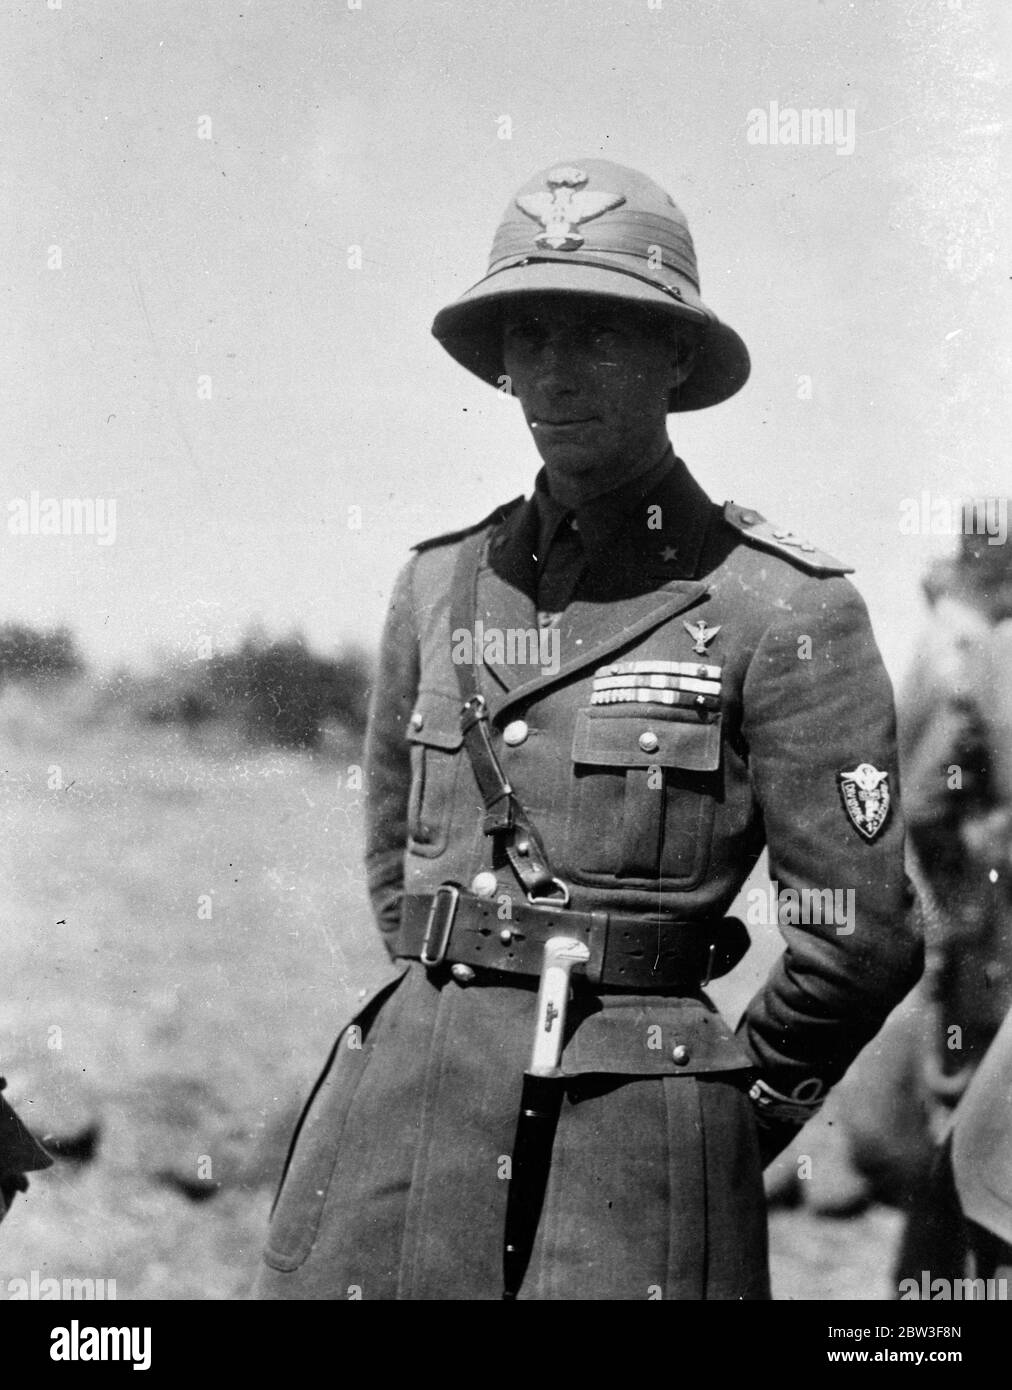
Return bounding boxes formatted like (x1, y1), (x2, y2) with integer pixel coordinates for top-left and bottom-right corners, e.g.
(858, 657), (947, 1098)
(501, 294), (693, 501)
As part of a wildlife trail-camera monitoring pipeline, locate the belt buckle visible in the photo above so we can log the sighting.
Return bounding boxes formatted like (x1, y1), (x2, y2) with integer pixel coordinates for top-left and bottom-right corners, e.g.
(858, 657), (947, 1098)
(421, 883), (460, 967)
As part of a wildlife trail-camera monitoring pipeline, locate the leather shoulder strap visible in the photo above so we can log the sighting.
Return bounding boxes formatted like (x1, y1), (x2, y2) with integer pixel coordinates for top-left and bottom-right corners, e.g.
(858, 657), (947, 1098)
(446, 531), (559, 900)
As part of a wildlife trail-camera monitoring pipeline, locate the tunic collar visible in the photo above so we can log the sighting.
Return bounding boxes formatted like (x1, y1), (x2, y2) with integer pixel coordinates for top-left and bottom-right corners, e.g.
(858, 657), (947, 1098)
(529, 445), (713, 582)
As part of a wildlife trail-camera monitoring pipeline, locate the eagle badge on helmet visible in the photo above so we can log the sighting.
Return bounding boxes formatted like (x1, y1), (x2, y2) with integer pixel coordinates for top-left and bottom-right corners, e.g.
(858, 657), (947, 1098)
(515, 166), (625, 251)
(837, 762), (891, 841)
(432, 157), (753, 410)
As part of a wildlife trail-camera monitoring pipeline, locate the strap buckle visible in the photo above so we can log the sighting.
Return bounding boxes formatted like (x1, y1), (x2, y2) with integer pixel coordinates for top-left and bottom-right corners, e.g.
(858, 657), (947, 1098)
(421, 883), (460, 967)
(460, 693), (487, 729)
(527, 876), (570, 908)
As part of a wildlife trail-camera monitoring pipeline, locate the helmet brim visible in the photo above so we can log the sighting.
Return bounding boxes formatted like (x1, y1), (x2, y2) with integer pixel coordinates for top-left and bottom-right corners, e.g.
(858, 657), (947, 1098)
(431, 259), (750, 412)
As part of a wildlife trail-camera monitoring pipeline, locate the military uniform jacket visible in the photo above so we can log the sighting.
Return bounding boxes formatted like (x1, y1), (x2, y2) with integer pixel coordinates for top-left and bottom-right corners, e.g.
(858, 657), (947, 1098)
(257, 454), (922, 1300)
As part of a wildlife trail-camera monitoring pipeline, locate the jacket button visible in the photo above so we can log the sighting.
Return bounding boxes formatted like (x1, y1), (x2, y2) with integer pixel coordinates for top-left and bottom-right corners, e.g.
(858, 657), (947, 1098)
(471, 871), (498, 898)
(638, 730), (660, 753)
(672, 1044), (690, 1065)
(502, 719), (529, 746)
(451, 963), (476, 985)
(409, 710), (424, 730)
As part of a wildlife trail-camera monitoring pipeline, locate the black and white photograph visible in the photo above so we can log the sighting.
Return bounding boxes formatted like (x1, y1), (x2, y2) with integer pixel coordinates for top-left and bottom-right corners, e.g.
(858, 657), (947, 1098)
(2, 0), (1009, 1348)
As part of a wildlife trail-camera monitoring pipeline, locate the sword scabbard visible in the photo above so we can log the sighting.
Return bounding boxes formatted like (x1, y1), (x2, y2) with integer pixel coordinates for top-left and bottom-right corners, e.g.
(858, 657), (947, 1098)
(503, 936), (589, 1299)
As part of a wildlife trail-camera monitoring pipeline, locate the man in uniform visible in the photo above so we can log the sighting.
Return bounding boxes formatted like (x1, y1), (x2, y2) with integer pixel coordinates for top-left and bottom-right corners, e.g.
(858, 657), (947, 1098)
(255, 159), (922, 1300)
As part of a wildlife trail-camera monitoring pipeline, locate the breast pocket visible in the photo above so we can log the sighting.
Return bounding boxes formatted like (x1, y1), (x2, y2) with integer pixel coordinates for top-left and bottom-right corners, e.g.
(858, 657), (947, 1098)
(405, 689), (465, 858)
(565, 707), (722, 888)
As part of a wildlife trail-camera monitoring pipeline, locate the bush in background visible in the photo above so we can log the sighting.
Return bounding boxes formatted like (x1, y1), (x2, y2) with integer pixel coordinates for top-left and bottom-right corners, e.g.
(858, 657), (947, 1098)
(206, 633), (372, 748)
(146, 631), (373, 750)
(0, 623), (85, 685)
(0, 621), (373, 751)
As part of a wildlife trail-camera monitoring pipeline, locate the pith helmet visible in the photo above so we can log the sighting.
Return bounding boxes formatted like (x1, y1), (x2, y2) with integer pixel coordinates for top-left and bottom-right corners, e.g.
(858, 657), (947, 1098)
(431, 158), (750, 412)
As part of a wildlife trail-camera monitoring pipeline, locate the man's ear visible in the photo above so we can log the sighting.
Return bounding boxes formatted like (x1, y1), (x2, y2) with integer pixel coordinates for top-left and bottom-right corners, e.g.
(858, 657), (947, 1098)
(668, 332), (700, 391)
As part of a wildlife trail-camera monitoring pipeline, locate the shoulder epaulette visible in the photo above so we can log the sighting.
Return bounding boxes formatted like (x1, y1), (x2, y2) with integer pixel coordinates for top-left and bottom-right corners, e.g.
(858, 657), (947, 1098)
(722, 501), (853, 575)
(412, 496), (525, 553)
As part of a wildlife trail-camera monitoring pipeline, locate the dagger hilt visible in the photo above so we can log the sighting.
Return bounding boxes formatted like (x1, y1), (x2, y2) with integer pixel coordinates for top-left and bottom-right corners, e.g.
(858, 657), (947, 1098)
(528, 936), (590, 1077)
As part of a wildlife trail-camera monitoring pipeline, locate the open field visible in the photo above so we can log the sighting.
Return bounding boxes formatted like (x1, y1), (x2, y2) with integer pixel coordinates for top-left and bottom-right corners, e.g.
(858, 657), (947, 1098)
(0, 685), (901, 1300)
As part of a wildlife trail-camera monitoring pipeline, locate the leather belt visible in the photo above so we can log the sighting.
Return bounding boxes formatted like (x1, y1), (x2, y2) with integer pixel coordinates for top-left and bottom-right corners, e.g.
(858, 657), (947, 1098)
(398, 888), (750, 992)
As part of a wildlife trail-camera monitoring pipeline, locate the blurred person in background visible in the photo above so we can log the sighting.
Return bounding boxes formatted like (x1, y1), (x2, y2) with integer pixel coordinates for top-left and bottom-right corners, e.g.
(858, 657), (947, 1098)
(805, 517), (1012, 1290)
(893, 535), (1012, 1290)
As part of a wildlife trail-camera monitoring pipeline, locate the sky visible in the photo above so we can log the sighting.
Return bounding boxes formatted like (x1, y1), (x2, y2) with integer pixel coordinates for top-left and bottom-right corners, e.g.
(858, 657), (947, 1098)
(3, 0), (1008, 684)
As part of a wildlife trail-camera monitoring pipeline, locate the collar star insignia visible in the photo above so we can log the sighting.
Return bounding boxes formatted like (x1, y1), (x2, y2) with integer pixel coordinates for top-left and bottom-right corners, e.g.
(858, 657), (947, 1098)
(516, 167), (625, 252)
(660, 545), (679, 563)
(683, 618), (721, 655)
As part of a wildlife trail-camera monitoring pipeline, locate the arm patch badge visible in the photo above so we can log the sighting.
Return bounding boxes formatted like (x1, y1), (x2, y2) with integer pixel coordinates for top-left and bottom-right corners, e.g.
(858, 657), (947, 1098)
(837, 763), (891, 841)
